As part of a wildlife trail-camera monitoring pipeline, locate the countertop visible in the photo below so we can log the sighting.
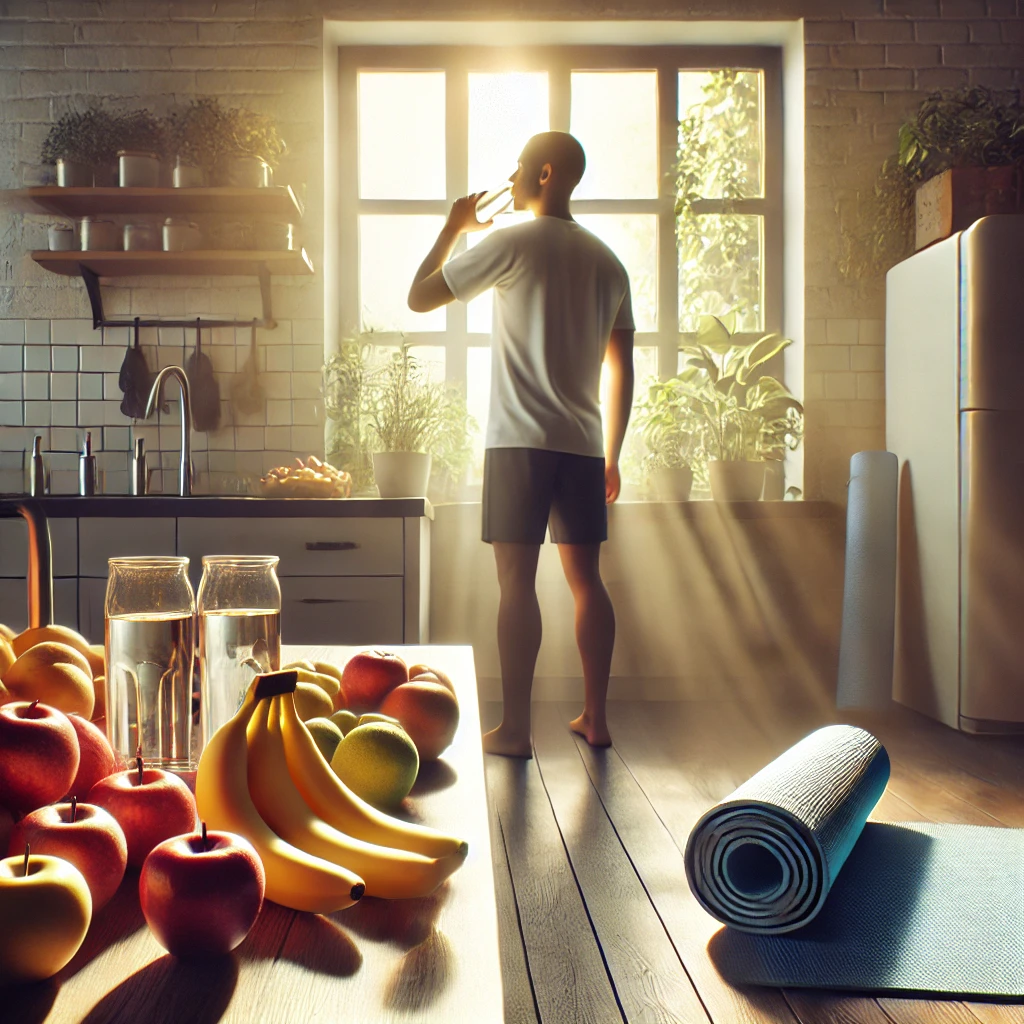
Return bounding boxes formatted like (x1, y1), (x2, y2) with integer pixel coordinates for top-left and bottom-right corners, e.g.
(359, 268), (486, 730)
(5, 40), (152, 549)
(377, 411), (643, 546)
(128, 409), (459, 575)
(0, 495), (434, 519)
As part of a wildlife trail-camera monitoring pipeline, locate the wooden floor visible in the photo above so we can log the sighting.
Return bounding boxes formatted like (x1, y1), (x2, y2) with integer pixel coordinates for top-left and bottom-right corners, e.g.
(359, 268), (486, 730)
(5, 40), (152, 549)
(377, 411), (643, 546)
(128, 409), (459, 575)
(482, 697), (1024, 1024)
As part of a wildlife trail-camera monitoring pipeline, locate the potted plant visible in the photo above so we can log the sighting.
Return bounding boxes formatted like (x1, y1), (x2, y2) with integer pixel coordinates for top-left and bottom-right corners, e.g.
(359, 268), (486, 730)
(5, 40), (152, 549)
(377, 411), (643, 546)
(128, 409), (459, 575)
(632, 376), (706, 501)
(41, 107), (121, 186)
(676, 314), (803, 501)
(114, 108), (166, 187)
(323, 339), (475, 500)
(224, 105), (287, 187)
(164, 98), (229, 186)
(841, 86), (1024, 278)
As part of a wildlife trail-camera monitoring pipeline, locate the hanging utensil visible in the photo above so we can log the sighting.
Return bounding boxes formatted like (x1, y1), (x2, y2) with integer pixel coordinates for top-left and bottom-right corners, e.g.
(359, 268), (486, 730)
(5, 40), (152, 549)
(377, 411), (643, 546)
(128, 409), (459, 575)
(230, 318), (266, 416)
(185, 317), (221, 432)
(118, 317), (155, 420)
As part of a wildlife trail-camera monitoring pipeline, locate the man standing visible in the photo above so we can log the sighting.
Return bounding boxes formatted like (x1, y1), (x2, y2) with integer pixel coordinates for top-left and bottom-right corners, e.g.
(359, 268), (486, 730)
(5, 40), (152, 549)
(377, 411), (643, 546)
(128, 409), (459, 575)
(408, 131), (635, 757)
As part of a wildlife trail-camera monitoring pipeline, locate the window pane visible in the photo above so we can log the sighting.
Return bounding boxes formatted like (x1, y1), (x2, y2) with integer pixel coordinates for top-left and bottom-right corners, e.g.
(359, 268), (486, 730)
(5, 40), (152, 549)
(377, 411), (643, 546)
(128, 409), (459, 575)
(678, 213), (762, 333)
(359, 72), (446, 200)
(571, 72), (658, 199)
(469, 72), (549, 190)
(677, 70), (762, 199)
(464, 212), (534, 334)
(466, 346), (491, 485)
(575, 214), (658, 332)
(359, 215), (446, 332)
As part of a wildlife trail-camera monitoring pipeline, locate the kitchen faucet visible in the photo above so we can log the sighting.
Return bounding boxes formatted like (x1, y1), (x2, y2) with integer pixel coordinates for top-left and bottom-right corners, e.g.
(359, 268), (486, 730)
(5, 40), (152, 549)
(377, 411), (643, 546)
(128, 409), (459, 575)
(145, 365), (194, 497)
(0, 500), (53, 628)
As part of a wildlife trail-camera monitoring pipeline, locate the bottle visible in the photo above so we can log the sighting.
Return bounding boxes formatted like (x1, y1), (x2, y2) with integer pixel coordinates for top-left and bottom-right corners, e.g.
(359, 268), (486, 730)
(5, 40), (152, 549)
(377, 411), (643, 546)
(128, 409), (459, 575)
(29, 435), (45, 496)
(131, 437), (148, 496)
(78, 431), (97, 496)
(475, 184), (514, 223)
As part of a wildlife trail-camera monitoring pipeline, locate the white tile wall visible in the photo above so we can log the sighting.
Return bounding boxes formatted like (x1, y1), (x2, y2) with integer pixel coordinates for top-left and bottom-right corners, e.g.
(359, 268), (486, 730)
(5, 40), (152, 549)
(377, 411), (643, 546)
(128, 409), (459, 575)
(0, 318), (327, 493)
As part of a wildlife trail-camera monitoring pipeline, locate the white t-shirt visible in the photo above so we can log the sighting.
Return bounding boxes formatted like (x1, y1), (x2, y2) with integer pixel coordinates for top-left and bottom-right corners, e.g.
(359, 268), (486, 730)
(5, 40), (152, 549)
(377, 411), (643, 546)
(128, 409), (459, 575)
(441, 216), (634, 458)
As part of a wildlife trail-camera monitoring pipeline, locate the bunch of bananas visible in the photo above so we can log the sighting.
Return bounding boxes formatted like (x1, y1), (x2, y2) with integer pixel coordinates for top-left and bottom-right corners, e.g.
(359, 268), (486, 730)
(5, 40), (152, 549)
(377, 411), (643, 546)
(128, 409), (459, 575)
(195, 670), (468, 914)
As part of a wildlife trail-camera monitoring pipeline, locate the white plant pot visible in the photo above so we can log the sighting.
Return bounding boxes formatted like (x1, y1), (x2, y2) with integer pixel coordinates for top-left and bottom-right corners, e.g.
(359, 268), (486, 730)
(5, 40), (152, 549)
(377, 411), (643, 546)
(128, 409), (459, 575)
(118, 151), (161, 188)
(650, 466), (694, 501)
(709, 459), (765, 502)
(372, 451), (432, 498)
(173, 158), (206, 188)
(56, 158), (92, 187)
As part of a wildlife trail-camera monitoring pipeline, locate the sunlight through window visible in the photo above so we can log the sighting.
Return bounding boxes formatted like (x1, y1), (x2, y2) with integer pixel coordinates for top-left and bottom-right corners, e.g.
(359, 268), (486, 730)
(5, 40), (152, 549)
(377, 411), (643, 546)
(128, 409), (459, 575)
(358, 72), (446, 199)
(469, 72), (549, 190)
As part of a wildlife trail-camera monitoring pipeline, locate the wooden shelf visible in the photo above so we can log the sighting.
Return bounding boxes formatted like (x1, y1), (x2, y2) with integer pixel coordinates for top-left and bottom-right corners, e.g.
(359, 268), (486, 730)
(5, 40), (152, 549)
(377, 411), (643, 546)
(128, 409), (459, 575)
(3, 185), (304, 220)
(31, 248), (314, 278)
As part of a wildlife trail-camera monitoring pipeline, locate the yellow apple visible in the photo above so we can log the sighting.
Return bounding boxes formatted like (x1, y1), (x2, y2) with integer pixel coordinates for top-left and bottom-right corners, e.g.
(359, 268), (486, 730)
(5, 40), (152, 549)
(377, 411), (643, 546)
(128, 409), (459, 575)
(0, 850), (92, 984)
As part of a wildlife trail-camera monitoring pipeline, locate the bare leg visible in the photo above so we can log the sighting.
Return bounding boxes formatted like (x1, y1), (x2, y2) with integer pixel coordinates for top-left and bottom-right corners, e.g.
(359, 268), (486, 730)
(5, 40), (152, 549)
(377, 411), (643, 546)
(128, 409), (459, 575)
(558, 543), (613, 747)
(482, 542), (542, 758)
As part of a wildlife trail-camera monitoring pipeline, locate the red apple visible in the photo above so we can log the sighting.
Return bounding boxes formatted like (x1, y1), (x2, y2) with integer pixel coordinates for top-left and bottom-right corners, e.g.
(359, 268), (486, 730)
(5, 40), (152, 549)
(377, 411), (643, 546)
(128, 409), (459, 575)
(0, 807), (13, 853)
(65, 714), (117, 801)
(9, 797), (127, 911)
(140, 822), (265, 957)
(0, 700), (80, 814)
(88, 757), (198, 869)
(340, 649), (408, 711)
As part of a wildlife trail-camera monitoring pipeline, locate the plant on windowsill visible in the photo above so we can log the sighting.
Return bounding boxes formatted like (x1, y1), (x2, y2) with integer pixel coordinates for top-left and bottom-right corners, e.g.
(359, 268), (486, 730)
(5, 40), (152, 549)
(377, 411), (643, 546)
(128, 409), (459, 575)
(632, 375), (707, 501)
(673, 313), (803, 501)
(322, 338), (476, 500)
(839, 86), (1024, 279)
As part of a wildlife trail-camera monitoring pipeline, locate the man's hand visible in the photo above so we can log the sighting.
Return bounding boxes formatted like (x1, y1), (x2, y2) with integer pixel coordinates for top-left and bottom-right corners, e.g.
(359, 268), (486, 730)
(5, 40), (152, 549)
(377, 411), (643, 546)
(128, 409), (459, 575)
(605, 461), (621, 504)
(446, 192), (492, 235)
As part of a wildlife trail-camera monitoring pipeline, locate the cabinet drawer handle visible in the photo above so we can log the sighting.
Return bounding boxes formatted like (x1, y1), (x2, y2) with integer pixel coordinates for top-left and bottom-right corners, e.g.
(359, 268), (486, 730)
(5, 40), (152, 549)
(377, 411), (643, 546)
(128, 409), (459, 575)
(304, 541), (359, 552)
(297, 598), (353, 605)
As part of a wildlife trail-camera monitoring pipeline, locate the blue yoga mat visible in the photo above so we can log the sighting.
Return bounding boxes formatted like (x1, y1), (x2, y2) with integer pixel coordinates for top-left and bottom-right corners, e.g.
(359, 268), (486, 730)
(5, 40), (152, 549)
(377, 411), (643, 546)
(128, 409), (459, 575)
(685, 725), (1024, 998)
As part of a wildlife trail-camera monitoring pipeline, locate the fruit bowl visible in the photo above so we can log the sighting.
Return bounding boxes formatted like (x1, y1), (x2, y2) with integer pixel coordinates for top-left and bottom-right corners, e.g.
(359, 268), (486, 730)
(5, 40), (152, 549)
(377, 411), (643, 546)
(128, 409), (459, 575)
(255, 457), (352, 499)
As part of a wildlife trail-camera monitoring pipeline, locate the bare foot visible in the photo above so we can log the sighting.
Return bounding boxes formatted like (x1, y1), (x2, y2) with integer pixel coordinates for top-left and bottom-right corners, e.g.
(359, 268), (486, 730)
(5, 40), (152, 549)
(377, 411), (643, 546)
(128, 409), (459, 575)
(569, 713), (611, 748)
(482, 726), (533, 758)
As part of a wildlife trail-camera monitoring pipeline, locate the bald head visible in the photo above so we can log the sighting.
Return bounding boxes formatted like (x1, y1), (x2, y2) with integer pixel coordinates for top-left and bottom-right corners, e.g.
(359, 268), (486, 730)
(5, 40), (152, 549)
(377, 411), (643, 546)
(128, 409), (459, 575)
(519, 131), (586, 196)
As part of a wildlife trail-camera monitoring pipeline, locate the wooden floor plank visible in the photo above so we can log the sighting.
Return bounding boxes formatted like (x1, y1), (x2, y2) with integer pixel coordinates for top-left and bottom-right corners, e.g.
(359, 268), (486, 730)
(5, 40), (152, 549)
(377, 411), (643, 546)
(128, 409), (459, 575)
(485, 751), (624, 1024)
(531, 704), (711, 1024)
(568, 701), (801, 1024)
(963, 1004), (1024, 1023)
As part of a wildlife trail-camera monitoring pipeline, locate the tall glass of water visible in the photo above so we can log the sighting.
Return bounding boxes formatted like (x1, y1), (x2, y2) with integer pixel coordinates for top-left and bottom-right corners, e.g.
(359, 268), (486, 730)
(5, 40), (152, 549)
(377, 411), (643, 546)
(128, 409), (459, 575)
(105, 557), (196, 773)
(197, 555), (281, 751)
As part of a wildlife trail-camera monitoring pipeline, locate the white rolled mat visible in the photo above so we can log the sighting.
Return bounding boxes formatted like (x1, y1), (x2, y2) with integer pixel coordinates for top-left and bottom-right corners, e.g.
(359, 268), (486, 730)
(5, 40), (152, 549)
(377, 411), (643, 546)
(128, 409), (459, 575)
(836, 450), (898, 709)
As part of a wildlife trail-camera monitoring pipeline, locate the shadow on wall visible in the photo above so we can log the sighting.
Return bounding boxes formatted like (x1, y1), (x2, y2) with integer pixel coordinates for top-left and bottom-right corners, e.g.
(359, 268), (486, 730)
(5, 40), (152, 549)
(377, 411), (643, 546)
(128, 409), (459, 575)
(429, 502), (845, 705)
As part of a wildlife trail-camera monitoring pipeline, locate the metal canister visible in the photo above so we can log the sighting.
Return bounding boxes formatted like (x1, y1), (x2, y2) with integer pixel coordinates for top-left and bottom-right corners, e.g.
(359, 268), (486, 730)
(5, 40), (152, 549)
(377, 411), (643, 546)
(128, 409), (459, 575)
(118, 150), (161, 188)
(80, 217), (119, 251)
(162, 218), (201, 251)
(123, 223), (161, 251)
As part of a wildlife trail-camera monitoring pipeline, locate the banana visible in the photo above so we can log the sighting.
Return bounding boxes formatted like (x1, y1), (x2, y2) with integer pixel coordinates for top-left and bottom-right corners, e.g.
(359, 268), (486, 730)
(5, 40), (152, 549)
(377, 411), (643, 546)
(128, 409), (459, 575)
(277, 689), (469, 861)
(247, 697), (464, 899)
(195, 672), (365, 914)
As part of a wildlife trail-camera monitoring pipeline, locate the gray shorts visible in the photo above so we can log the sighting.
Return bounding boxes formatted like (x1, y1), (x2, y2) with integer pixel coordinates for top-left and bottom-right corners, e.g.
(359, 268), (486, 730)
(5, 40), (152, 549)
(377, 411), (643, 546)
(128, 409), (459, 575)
(482, 447), (608, 545)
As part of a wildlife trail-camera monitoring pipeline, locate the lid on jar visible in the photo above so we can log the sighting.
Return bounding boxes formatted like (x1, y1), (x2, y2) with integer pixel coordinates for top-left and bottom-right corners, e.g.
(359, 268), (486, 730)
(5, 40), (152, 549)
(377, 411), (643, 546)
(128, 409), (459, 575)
(117, 150), (160, 159)
(80, 217), (114, 225)
(164, 217), (199, 228)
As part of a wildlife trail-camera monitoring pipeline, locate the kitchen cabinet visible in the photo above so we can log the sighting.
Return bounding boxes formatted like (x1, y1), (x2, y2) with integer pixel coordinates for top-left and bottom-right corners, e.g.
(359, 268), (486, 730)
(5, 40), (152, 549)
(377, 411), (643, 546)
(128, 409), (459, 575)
(0, 497), (430, 647)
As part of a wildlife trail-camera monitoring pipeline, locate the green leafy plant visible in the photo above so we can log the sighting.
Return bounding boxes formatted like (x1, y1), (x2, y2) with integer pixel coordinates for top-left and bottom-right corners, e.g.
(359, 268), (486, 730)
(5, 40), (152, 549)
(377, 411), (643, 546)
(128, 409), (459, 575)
(632, 377), (706, 474)
(841, 86), (1024, 279)
(323, 339), (476, 500)
(673, 70), (762, 332)
(116, 108), (166, 156)
(224, 105), (287, 167)
(41, 107), (121, 167)
(679, 314), (803, 464)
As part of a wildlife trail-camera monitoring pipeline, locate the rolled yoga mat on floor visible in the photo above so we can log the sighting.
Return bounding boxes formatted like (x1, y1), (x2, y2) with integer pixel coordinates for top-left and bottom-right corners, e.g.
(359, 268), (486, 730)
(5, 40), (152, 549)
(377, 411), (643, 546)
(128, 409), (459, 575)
(685, 724), (1024, 998)
(836, 450), (898, 710)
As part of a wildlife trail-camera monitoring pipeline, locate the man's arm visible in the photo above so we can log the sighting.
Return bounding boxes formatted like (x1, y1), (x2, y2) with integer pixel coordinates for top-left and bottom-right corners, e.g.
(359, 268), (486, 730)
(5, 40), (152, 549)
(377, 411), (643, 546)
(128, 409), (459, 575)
(408, 193), (487, 313)
(603, 327), (635, 504)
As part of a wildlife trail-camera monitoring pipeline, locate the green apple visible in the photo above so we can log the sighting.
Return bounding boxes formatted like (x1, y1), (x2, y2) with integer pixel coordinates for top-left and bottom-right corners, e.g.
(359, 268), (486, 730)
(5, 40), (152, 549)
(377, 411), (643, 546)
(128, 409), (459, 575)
(304, 717), (344, 762)
(330, 722), (420, 808)
(329, 709), (359, 736)
(0, 850), (92, 984)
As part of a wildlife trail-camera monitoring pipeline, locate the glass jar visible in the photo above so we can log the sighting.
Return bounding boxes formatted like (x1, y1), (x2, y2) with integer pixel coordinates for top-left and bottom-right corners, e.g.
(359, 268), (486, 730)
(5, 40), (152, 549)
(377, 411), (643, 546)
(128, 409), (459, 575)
(105, 557), (196, 773)
(197, 555), (281, 751)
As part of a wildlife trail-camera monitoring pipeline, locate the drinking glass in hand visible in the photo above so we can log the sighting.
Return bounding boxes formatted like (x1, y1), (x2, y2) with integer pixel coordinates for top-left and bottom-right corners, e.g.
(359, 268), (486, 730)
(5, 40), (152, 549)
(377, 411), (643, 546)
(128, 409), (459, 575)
(105, 557), (196, 773)
(198, 555), (281, 752)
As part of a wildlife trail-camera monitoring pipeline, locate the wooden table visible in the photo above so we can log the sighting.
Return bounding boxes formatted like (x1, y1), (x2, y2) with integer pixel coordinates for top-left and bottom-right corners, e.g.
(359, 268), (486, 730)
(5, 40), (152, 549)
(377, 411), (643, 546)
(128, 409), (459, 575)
(10, 645), (504, 1024)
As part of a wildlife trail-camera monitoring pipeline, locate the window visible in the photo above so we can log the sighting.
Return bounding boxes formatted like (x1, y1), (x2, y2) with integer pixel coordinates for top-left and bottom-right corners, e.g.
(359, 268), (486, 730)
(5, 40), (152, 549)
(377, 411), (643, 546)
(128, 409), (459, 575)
(336, 46), (782, 495)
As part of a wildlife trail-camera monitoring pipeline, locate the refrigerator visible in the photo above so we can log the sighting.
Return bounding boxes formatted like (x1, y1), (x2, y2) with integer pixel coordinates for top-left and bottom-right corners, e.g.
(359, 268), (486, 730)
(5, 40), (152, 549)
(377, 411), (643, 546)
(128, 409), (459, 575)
(887, 215), (1024, 734)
